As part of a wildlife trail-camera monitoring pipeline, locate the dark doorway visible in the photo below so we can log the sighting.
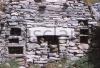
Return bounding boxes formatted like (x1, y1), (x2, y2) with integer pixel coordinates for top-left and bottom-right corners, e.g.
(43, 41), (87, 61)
(8, 47), (23, 54)
(37, 35), (59, 45)
(37, 35), (59, 53)
(10, 28), (21, 36)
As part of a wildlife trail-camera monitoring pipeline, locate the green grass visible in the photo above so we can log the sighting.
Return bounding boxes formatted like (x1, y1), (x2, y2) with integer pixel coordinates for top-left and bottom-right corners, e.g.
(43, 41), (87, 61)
(92, 0), (100, 3)
(45, 58), (67, 68)
(0, 59), (19, 68)
(30, 64), (40, 68)
(0, 57), (94, 68)
(89, 0), (100, 3)
(75, 57), (94, 68)
(0, 63), (9, 68)
(0, 59), (40, 68)
(67, 56), (94, 68)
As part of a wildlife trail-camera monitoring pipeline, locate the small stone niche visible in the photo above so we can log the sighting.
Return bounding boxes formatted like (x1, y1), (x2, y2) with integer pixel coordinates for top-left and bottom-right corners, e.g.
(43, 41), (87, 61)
(78, 20), (88, 26)
(0, 23), (4, 28)
(34, 0), (42, 3)
(10, 28), (21, 36)
(80, 29), (89, 35)
(9, 38), (19, 43)
(62, 3), (69, 10)
(38, 5), (46, 13)
(80, 36), (88, 44)
(8, 47), (23, 54)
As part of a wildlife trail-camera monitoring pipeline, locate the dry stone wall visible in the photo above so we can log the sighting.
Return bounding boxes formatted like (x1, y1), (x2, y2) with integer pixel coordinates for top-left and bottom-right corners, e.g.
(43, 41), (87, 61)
(0, 0), (97, 65)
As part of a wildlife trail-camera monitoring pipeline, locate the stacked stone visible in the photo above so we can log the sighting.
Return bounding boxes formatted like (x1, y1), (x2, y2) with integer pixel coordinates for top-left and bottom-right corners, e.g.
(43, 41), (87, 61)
(26, 37), (48, 65)
(0, 10), (8, 63)
(3, 0), (96, 64)
(5, 1), (27, 57)
(64, 1), (92, 61)
(24, 1), (68, 63)
(59, 36), (68, 58)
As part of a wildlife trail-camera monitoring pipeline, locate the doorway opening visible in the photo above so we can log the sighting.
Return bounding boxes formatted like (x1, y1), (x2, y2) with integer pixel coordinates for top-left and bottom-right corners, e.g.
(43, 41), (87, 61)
(37, 35), (59, 53)
(37, 35), (59, 45)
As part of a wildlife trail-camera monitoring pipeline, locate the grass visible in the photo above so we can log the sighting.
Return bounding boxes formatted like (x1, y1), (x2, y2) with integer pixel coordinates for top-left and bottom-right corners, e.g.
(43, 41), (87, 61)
(84, 0), (100, 4)
(67, 56), (94, 68)
(29, 64), (40, 68)
(0, 59), (40, 68)
(75, 56), (93, 68)
(0, 57), (94, 68)
(45, 58), (67, 68)
(0, 59), (19, 68)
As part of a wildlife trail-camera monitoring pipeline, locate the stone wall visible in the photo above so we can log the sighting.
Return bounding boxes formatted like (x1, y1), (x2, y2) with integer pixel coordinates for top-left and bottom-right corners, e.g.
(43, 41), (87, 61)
(0, 0), (97, 65)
